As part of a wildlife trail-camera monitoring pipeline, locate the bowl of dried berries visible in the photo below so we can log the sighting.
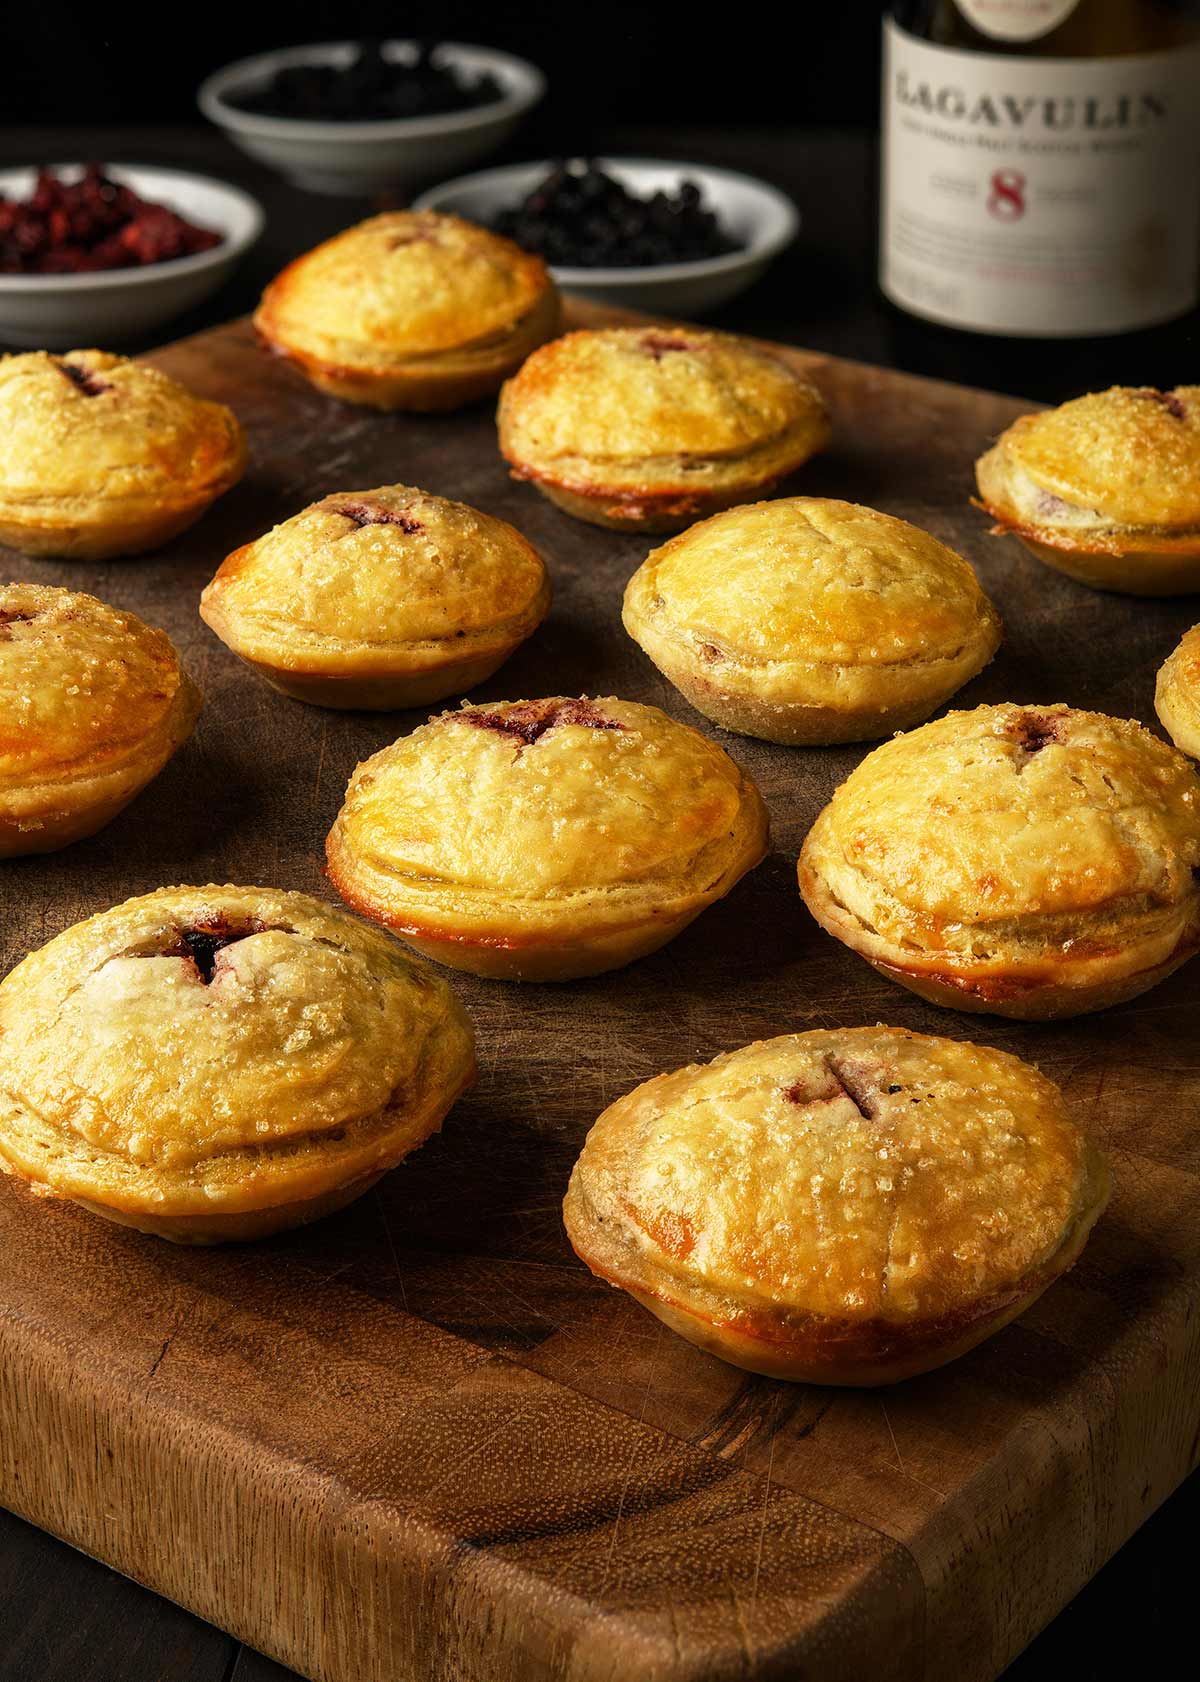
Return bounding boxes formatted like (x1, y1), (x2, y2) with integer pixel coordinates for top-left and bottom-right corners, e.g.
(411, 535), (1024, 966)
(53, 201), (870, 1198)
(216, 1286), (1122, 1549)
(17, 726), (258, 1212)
(415, 158), (799, 316)
(199, 40), (544, 197)
(0, 164), (263, 349)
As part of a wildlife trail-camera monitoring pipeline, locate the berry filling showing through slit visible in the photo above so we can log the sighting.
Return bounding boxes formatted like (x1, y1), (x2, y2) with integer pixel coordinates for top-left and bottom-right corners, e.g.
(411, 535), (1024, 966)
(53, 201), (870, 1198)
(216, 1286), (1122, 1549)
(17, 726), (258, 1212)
(1007, 711), (1064, 766)
(1134, 388), (1186, 420)
(387, 228), (441, 251)
(167, 918), (266, 984)
(784, 1058), (886, 1120)
(332, 499), (424, 535)
(824, 1056), (881, 1120)
(459, 699), (624, 747)
(640, 333), (700, 361)
(57, 360), (111, 397)
(0, 609), (38, 636)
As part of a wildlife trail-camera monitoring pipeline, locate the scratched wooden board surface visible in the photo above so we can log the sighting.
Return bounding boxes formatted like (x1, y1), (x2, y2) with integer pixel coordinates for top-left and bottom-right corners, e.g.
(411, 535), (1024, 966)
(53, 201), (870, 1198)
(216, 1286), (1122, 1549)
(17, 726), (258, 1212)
(1, 302), (1198, 1682)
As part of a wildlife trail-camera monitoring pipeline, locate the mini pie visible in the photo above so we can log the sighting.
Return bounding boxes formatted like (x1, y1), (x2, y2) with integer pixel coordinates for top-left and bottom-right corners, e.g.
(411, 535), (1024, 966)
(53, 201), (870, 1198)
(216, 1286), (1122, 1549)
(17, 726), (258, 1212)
(0, 886), (476, 1244)
(0, 583), (201, 857)
(0, 350), (245, 560)
(1157, 625), (1200, 760)
(497, 326), (831, 533)
(565, 1026), (1110, 1386)
(326, 696), (769, 981)
(623, 497), (1002, 744)
(799, 703), (1200, 1019)
(200, 483), (551, 710)
(975, 386), (1200, 595)
(254, 211), (561, 411)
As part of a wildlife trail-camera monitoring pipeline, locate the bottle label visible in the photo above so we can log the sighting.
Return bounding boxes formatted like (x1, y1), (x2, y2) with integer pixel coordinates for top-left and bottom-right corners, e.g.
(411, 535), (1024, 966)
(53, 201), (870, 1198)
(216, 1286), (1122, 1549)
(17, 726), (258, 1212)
(880, 20), (1200, 336)
(954, 0), (1080, 41)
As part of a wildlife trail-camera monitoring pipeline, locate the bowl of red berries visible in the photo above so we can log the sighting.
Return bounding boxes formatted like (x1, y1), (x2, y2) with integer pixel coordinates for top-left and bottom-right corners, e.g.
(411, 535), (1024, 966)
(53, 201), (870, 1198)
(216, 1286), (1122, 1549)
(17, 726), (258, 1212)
(0, 163), (263, 349)
(415, 158), (799, 316)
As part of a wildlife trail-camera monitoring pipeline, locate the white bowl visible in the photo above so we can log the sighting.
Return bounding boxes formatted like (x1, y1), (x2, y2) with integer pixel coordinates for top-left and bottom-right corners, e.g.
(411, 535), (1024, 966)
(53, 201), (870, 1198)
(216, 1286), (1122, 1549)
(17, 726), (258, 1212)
(0, 165), (263, 350)
(198, 41), (545, 197)
(415, 158), (799, 316)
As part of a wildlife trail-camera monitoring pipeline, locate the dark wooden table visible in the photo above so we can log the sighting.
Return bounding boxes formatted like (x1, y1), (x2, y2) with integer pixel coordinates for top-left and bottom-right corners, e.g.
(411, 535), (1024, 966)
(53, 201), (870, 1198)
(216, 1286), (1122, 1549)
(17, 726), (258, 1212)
(0, 121), (1194, 1682)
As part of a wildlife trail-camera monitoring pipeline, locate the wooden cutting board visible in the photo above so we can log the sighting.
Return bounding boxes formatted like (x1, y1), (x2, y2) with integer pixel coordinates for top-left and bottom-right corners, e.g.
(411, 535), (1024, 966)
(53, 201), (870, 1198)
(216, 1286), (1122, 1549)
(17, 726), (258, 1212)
(1, 301), (1198, 1682)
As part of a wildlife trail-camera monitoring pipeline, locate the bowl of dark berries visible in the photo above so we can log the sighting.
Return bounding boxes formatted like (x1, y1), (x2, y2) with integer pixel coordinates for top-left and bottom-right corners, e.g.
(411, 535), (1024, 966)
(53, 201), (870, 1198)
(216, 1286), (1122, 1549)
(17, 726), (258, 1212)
(0, 163), (263, 349)
(415, 157), (799, 315)
(199, 39), (544, 197)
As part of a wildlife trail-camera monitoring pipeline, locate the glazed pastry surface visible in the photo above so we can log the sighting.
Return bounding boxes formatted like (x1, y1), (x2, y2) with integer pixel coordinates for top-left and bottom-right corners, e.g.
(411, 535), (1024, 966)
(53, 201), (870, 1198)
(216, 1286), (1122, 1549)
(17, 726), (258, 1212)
(1156, 623), (1200, 760)
(0, 350), (245, 558)
(565, 1026), (1109, 1384)
(799, 703), (1200, 1017)
(623, 497), (1001, 742)
(326, 696), (769, 978)
(975, 387), (1200, 593)
(498, 327), (830, 530)
(254, 213), (560, 409)
(0, 583), (200, 855)
(200, 484), (550, 706)
(0, 886), (476, 1235)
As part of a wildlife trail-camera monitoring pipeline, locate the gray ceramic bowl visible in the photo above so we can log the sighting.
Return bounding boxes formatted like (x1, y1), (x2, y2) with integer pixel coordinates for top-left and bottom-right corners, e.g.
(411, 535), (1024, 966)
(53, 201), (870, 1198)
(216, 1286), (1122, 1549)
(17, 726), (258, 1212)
(199, 41), (545, 197)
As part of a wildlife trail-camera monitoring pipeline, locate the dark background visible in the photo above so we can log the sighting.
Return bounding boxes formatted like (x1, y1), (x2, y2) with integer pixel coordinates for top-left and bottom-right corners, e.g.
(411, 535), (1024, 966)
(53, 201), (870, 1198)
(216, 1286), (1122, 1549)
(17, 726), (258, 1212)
(0, 3), (888, 130)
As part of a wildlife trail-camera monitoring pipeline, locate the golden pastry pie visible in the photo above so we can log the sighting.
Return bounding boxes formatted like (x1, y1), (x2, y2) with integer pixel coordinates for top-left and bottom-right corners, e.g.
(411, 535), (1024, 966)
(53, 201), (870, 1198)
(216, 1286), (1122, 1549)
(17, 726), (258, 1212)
(0, 350), (245, 560)
(564, 1026), (1110, 1386)
(200, 484), (551, 710)
(975, 386), (1200, 595)
(623, 497), (1002, 744)
(0, 583), (201, 857)
(0, 886), (476, 1244)
(798, 703), (1200, 1019)
(497, 326), (830, 533)
(326, 696), (769, 981)
(254, 211), (561, 411)
(1156, 624), (1200, 761)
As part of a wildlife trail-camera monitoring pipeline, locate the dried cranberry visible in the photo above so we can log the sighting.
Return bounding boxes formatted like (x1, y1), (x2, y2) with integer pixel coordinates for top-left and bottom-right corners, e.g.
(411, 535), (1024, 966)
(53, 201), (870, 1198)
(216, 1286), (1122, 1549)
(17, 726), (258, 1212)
(0, 164), (221, 276)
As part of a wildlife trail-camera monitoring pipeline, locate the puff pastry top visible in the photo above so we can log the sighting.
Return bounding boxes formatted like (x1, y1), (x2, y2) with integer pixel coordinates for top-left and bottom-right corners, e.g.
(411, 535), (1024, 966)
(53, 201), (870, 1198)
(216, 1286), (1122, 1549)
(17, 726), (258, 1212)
(979, 386), (1200, 536)
(498, 327), (829, 493)
(0, 886), (475, 1217)
(566, 1026), (1107, 1330)
(625, 497), (1000, 700)
(255, 212), (554, 372)
(200, 484), (549, 676)
(0, 583), (198, 797)
(802, 703), (1200, 975)
(329, 697), (767, 941)
(0, 350), (245, 519)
